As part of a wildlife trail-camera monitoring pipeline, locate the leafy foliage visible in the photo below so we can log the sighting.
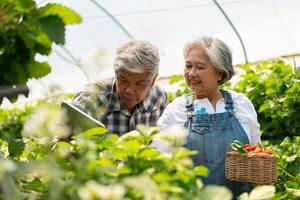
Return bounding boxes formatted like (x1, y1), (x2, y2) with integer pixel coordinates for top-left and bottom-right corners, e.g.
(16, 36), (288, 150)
(268, 137), (300, 200)
(0, 101), (237, 199)
(0, 104), (33, 159)
(0, 0), (82, 86)
(167, 75), (191, 102)
(232, 60), (300, 140)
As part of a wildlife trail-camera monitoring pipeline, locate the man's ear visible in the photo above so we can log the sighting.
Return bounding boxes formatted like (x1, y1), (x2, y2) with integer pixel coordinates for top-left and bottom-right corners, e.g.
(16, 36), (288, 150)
(151, 74), (158, 87)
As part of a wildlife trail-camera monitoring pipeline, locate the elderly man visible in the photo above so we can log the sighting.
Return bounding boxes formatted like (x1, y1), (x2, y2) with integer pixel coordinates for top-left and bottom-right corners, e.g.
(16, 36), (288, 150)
(72, 40), (167, 135)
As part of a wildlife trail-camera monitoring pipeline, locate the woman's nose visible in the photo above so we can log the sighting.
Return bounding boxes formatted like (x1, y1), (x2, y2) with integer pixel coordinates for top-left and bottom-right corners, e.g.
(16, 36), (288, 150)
(188, 67), (197, 77)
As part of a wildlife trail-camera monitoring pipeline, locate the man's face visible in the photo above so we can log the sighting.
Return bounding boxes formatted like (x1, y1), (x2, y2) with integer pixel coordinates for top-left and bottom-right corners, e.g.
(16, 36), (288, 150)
(115, 69), (156, 112)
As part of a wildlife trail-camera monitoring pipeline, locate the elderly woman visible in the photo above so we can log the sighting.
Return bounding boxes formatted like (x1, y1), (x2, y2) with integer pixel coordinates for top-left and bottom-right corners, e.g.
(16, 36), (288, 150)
(72, 40), (167, 135)
(156, 36), (260, 197)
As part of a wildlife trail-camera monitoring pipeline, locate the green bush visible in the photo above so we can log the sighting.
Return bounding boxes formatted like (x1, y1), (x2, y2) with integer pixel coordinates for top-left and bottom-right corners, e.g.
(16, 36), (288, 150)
(1, 101), (236, 199)
(0, 101), (277, 200)
(0, 105), (33, 159)
(268, 137), (300, 200)
(233, 60), (300, 140)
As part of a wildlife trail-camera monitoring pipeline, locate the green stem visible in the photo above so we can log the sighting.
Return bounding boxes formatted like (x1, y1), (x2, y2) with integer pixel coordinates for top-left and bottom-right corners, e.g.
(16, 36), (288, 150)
(278, 166), (295, 179)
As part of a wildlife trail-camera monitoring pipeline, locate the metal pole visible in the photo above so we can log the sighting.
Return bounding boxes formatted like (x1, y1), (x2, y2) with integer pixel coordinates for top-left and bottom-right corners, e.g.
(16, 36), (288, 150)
(212, 0), (248, 63)
(89, 0), (133, 39)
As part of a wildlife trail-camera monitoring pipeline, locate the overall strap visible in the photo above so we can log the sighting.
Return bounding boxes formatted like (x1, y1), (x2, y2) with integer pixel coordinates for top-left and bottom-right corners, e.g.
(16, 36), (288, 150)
(221, 90), (235, 116)
(185, 94), (194, 120)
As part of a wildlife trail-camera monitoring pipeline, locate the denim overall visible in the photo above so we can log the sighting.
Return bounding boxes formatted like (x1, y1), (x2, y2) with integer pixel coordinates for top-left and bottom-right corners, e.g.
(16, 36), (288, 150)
(184, 90), (252, 198)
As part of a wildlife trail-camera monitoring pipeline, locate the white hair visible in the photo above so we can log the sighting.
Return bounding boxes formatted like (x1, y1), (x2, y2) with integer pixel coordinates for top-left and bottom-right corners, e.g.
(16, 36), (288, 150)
(183, 36), (235, 84)
(113, 40), (160, 77)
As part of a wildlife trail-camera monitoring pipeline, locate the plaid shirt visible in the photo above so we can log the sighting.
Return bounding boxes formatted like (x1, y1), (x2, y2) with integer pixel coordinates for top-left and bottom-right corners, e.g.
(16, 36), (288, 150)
(72, 80), (167, 135)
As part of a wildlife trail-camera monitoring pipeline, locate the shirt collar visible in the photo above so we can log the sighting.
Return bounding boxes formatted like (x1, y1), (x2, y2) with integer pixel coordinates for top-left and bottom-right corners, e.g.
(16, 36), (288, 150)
(139, 88), (156, 112)
(186, 93), (195, 107)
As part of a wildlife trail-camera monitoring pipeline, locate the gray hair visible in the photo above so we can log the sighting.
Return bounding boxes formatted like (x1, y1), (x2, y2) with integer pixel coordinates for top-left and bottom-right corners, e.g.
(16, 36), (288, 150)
(113, 40), (160, 77)
(183, 36), (235, 84)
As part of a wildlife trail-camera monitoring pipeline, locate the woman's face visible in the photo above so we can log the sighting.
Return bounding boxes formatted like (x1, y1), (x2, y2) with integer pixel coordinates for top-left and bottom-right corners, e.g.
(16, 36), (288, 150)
(184, 48), (223, 98)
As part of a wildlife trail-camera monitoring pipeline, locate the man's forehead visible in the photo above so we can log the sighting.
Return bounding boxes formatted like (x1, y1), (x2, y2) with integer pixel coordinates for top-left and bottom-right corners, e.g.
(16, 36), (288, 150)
(117, 69), (152, 81)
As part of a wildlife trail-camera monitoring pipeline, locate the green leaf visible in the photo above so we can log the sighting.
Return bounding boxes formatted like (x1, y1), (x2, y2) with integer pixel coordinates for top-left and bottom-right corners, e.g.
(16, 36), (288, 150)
(139, 147), (160, 158)
(94, 158), (113, 167)
(35, 32), (52, 55)
(8, 139), (25, 157)
(123, 175), (162, 199)
(176, 171), (192, 183)
(19, 31), (36, 49)
(238, 192), (249, 200)
(27, 61), (51, 78)
(22, 178), (45, 193)
(194, 165), (209, 177)
(295, 67), (300, 79)
(16, 0), (35, 11)
(136, 125), (159, 137)
(4, 63), (28, 84)
(174, 148), (198, 159)
(248, 185), (275, 200)
(100, 134), (119, 149)
(265, 88), (276, 97)
(118, 165), (132, 175)
(286, 188), (300, 197)
(112, 148), (129, 160)
(159, 184), (183, 193)
(120, 140), (141, 155)
(39, 15), (65, 44)
(81, 127), (108, 138)
(199, 185), (232, 200)
(39, 3), (82, 24)
(152, 172), (173, 182)
(169, 74), (184, 84)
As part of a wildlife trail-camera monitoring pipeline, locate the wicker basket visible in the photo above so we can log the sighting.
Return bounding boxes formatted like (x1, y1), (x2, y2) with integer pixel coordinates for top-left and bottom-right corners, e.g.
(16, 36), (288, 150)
(225, 151), (277, 185)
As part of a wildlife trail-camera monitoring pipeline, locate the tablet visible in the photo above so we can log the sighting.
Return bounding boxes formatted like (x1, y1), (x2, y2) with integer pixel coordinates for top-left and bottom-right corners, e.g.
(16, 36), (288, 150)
(61, 100), (105, 134)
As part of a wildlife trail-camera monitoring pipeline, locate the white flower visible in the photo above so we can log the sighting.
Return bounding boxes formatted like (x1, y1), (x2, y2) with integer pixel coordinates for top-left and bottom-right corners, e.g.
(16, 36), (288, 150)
(154, 125), (188, 148)
(0, 160), (16, 178)
(123, 175), (163, 200)
(23, 105), (70, 138)
(78, 181), (125, 200)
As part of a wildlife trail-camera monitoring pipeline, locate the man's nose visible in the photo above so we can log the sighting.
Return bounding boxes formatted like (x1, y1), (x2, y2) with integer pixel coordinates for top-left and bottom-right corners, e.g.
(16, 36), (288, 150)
(125, 84), (135, 94)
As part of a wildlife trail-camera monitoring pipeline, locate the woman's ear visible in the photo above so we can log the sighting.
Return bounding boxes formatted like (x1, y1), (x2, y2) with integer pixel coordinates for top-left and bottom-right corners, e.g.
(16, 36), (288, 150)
(217, 71), (224, 82)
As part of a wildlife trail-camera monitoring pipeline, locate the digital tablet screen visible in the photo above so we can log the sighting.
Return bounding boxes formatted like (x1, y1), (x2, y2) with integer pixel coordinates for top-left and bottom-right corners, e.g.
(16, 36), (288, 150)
(61, 101), (105, 134)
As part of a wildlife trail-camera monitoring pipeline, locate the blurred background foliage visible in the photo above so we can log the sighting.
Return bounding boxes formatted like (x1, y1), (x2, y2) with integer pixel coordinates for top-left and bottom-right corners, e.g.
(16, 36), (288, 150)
(0, 0), (81, 86)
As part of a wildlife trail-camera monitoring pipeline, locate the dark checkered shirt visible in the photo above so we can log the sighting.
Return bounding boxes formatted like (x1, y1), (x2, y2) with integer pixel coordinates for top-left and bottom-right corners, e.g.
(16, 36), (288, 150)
(71, 80), (167, 135)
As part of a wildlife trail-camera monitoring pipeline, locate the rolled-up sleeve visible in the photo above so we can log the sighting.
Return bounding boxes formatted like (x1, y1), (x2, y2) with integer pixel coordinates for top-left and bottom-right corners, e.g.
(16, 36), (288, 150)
(233, 92), (261, 144)
(71, 83), (103, 118)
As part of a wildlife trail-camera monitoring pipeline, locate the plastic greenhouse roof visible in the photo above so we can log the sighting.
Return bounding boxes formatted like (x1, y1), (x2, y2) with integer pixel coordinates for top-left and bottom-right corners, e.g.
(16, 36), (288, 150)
(29, 0), (300, 97)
